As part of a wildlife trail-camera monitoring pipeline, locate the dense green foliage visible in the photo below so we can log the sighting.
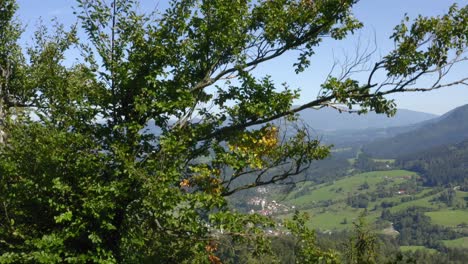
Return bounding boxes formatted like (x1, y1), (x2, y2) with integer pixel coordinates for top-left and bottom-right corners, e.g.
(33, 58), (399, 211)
(216, 221), (468, 263)
(0, 0), (467, 263)
(397, 139), (468, 187)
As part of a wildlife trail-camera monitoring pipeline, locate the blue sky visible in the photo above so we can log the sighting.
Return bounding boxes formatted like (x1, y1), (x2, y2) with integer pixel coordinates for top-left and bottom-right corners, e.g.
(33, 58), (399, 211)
(15, 0), (467, 115)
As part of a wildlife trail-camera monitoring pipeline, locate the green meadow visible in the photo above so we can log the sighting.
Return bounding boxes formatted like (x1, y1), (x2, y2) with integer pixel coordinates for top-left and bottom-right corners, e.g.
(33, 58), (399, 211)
(426, 210), (468, 227)
(442, 237), (468, 248)
(272, 170), (467, 235)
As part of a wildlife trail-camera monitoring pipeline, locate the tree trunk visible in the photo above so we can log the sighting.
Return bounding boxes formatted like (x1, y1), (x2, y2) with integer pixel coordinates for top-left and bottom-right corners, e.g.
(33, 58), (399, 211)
(0, 90), (4, 145)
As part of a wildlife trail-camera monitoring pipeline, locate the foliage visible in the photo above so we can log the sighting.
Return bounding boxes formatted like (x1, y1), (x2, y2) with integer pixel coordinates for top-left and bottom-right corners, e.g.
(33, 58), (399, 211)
(0, 0), (467, 262)
(388, 247), (468, 264)
(347, 193), (370, 209)
(344, 211), (378, 264)
(284, 211), (339, 264)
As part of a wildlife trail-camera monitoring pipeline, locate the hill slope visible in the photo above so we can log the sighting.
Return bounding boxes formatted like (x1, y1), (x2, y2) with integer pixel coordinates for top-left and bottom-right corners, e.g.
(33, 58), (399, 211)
(363, 104), (468, 158)
(397, 139), (468, 186)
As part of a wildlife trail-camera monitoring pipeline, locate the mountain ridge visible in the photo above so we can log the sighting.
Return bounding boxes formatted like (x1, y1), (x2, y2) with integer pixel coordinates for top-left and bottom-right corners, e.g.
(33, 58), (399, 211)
(363, 104), (468, 158)
(296, 107), (437, 131)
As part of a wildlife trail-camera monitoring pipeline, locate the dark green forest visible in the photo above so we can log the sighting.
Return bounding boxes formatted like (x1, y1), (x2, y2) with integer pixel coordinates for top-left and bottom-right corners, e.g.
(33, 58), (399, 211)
(397, 139), (468, 187)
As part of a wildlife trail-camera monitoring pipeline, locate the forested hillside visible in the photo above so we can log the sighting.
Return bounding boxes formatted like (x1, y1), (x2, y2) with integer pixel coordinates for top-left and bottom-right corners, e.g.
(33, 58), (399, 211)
(363, 104), (468, 158)
(397, 139), (468, 187)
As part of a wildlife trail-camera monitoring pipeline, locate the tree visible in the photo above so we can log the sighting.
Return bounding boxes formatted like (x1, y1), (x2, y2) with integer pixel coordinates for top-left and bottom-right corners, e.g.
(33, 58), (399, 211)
(0, 0), (27, 144)
(285, 211), (339, 263)
(0, 0), (467, 262)
(355, 152), (376, 172)
(345, 211), (378, 264)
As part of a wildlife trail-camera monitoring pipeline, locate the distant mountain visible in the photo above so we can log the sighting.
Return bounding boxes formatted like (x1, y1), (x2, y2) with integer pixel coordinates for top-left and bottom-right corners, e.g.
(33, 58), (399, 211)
(318, 124), (425, 148)
(143, 107), (437, 149)
(363, 104), (468, 158)
(297, 107), (437, 131)
(143, 107), (436, 138)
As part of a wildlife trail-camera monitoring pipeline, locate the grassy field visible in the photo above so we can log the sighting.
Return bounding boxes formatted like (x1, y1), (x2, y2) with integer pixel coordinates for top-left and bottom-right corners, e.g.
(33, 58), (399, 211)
(388, 193), (441, 213)
(442, 237), (468, 248)
(399, 246), (437, 253)
(306, 209), (361, 230)
(253, 167), (468, 257)
(426, 210), (468, 227)
(277, 206), (374, 231)
(347, 158), (396, 165)
(284, 170), (416, 207)
(272, 170), (427, 230)
(331, 147), (352, 152)
(373, 158), (396, 163)
(268, 169), (468, 251)
(456, 190), (468, 198)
